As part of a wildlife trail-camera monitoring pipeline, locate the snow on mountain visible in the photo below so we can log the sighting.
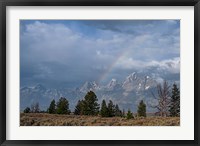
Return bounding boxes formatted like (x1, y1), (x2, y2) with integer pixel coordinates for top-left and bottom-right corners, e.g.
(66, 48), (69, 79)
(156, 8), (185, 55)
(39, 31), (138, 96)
(80, 81), (100, 93)
(21, 86), (31, 92)
(124, 72), (137, 84)
(122, 72), (157, 92)
(33, 84), (46, 92)
(107, 78), (117, 88)
(20, 71), (179, 111)
(105, 78), (122, 90)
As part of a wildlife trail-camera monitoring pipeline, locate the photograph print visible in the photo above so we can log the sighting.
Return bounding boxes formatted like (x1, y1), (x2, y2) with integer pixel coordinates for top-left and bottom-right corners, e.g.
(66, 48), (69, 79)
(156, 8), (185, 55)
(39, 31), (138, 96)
(20, 20), (180, 126)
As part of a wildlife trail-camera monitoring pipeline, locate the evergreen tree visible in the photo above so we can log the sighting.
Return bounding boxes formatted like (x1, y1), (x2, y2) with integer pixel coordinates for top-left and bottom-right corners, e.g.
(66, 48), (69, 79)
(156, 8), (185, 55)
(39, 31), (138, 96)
(114, 104), (122, 117)
(137, 100), (146, 117)
(126, 109), (133, 119)
(24, 107), (30, 113)
(107, 100), (115, 117)
(169, 84), (180, 117)
(74, 100), (84, 115)
(100, 100), (109, 117)
(56, 97), (70, 114)
(82, 91), (99, 115)
(47, 99), (56, 114)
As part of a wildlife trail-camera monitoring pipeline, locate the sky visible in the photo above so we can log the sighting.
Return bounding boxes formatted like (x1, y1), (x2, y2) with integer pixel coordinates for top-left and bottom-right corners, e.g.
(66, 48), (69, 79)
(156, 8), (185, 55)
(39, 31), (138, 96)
(20, 20), (180, 88)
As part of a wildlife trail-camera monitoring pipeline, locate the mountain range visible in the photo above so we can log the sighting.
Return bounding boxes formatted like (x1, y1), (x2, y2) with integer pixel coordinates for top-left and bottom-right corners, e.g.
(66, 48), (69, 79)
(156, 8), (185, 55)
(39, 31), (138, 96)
(20, 71), (179, 112)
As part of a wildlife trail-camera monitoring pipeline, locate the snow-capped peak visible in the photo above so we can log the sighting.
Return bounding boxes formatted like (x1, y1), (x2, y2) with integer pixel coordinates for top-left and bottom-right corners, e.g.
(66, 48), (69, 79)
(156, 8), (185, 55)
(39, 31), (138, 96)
(80, 81), (100, 93)
(122, 72), (138, 91)
(126, 72), (137, 81)
(34, 84), (46, 91)
(123, 72), (137, 85)
(111, 78), (117, 82)
(92, 81), (100, 89)
(107, 78), (117, 89)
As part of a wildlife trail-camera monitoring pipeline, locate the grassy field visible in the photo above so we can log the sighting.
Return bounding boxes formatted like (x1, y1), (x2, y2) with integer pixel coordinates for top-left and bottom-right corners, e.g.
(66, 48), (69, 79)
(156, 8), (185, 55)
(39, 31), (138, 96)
(20, 113), (180, 126)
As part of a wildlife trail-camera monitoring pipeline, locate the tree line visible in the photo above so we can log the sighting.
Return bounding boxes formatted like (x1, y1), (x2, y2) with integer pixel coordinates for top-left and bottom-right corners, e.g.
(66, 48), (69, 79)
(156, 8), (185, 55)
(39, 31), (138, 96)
(23, 81), (180, 118)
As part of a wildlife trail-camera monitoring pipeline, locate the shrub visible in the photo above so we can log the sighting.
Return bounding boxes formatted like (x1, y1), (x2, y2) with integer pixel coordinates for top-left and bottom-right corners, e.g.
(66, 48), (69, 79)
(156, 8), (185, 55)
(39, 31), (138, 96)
(126, 109), (134, 119)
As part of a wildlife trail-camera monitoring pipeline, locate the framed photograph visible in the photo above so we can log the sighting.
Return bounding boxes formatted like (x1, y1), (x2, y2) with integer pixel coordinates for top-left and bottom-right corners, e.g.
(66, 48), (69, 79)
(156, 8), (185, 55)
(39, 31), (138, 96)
(0, 0), (199, 145)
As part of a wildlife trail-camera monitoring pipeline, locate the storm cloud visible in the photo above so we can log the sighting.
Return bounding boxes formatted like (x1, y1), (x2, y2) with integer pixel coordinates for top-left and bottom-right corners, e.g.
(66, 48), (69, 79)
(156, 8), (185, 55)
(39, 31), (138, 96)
(20, 20), (180, 88)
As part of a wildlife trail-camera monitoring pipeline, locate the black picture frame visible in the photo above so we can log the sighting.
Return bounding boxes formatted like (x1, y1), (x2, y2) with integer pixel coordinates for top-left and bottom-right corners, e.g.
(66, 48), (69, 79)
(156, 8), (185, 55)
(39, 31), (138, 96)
(0, 0), (199, 146)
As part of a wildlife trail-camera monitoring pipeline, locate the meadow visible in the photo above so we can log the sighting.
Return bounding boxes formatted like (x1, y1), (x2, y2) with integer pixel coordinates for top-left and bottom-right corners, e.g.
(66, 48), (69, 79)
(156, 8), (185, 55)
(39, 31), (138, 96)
(20, 113), (180, 126)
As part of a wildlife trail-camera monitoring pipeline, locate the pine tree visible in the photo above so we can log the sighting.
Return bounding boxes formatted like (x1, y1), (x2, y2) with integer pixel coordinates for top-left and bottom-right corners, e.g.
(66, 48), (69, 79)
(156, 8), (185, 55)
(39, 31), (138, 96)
(48, 99), (56, 114)
(126, 109), (133, 119)
(24, 107), (31, 113)
(100, 100), (109, 117)
(82, 91), (99, 115)
(74, 100), (84, 115)
(107, 100), (115, 117)
(169, 83), (180, 117)
(114, 104), (122, 117)
(137, 100), (146, 117)
(56, 97), (70, 114)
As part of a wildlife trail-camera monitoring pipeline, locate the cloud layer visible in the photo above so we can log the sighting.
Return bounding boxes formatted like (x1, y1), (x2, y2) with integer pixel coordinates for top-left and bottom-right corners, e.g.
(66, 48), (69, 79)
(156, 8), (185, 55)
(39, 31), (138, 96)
(20, 20), (180, 88)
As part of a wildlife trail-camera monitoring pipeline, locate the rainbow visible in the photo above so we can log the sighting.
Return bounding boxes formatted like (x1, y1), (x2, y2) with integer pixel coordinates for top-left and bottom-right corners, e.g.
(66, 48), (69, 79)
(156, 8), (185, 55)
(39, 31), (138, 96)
(97, 48), (130, 83)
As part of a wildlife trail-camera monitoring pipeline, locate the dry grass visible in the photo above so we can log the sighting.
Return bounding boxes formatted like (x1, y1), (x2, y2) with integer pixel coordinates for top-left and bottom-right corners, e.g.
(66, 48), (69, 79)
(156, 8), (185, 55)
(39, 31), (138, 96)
(20, 113), (180, 126)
